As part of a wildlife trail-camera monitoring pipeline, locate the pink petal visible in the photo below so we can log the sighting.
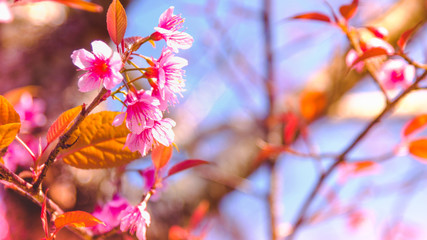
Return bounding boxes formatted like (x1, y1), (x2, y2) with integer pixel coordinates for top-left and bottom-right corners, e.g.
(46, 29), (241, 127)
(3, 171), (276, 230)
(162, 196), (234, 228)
(158, 6), (175, 28)
(78, 73), (102, 92)
(112, 112), (126, 127)
(91, 40), (113, 59)
(71, 49), (95, 69)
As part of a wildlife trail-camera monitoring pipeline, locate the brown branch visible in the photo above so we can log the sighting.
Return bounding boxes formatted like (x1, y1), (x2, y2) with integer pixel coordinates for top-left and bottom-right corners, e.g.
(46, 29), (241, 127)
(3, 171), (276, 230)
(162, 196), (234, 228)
(32, 88), (108, 191)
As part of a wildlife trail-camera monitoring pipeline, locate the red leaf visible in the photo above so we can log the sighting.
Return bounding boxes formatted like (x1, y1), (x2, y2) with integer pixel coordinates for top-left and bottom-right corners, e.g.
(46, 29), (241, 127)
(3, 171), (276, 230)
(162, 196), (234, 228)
(408, 138), (427, 161)
(47, 106), (82, 144)
(397, 22), (421, 52)
(339, 0), (358, 20)
(41, 191), (50, 239)
(167, 159), (209, 177)
(51, 0), (103, 12)
(124, 36), (149, 52)
(366, 26), (388, 39)
(168, 225), (189, 240)
(189, 200), (209, 230)
(351, 161), (379, 174)
(106, 0), (127, 46)
(290, 12), (331, 23)
(350, 47), (389, 68)
(152, 144), (173, 170)
(403, 114), (427, 138)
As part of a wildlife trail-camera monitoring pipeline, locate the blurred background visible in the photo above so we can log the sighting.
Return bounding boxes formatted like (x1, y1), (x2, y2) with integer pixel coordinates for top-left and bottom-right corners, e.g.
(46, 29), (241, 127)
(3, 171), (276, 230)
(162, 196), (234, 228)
(1, 0), (427, 239)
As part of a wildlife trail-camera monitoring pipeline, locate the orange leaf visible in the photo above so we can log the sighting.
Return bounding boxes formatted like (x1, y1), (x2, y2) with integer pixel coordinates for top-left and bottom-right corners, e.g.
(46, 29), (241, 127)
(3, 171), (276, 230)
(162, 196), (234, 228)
(152, 144), (173, 170)
(397, 22), (421, 52)
(0, 95), (21, 126)
(54, 211), (105, 232)
(339, 0), (358, 20)
(300, 90), (327, 122)
(408, 138), (427, 160)
(403, 114), (427, 138)
(350, 47), (389, 68)
(167, 159), (209, 177)
(47, 106), (82, 144)
(168, 225), (189, 240)
(352, 161), (379, 173)
(106, 0), (127, 46)
(51, 0), (103, 12)
(59, 111), (141, 169)
(290, 12), (331, 23)
(189, 200), (209, 230)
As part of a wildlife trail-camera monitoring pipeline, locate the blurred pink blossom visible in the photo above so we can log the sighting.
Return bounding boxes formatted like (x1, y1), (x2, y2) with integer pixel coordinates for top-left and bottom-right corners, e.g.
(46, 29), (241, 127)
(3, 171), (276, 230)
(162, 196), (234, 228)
(124, 118), (176, 156)
(120, 202), (151, 240)
(14, 92), (46, 131)
(151, 6), (193, 52)
(377, 59), (415, 90)
(71, 40), (123, 92)
(113, 90), (162, 134)
(146, 48), (187, 110)
(91, 194), (131, 234)
(3, 136), (39, 172)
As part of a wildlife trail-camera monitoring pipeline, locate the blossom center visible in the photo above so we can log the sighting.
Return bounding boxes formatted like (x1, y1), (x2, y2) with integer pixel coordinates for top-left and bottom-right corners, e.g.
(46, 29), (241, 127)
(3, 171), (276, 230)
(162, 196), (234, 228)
(390, 69), (404, 83)
(91, 58), (110, 77)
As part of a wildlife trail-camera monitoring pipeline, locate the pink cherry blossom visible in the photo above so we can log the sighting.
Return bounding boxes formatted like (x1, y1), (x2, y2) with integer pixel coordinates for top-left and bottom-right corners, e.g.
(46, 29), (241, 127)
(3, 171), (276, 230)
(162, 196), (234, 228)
(124, 118), (176, 156)
(91, 194), (131, 234)
(4, 136), (39, 172)
(151, 6), (193, 52)
(346, 37), (394, 73)
(113, 90), (163, 134)
(120, 202), (151, 240)
(377, 59), (415, 90)
(14, 92), (46, 132)
(0, 0), (12, 23)
(146, 48), (187, 110)
(71, 40), (123, 92)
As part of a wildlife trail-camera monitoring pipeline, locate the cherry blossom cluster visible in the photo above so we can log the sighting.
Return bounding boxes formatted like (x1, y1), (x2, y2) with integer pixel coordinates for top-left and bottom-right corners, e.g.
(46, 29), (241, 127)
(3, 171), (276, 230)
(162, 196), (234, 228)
(71, 6), (193, 157)
(70, 6), (192, 239)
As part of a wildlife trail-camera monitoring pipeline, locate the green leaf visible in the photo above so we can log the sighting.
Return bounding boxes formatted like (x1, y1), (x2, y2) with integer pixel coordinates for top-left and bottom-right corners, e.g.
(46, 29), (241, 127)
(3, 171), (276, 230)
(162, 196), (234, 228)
(47, 106), (82, 144)
(59, 111), (141, 169)
(106, 0), (127, 45)
(54, 211), (105, 232)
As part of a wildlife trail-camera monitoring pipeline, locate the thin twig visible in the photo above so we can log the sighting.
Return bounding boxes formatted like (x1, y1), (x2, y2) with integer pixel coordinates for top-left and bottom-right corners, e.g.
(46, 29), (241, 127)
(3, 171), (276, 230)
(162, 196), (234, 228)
(288, 70), (427, 239)
(32, 88), (108, 191)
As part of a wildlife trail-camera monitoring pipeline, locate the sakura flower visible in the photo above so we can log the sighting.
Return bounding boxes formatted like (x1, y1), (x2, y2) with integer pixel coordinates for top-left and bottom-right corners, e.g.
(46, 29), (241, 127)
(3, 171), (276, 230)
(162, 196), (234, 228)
(3, 136), (40, 172)
(125, 118), (176, 156)
(71, 40), (123, 92)
(91, 194), (131, 234)
(151, 6), (193, 52)
(14, 92), (46, 132)
(0, 0), (12, 23)
(346, 37), (394, 73)
(145, 48), (187, 110)
(120, 202), (151, 240)
(377, 59), (415, 90)
(113, 90), (162, 134)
